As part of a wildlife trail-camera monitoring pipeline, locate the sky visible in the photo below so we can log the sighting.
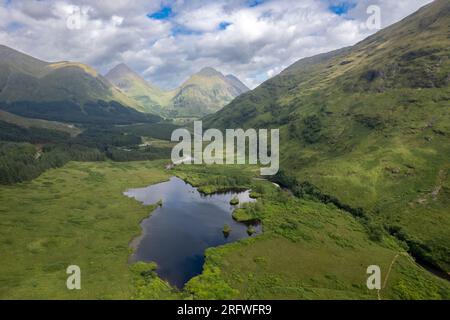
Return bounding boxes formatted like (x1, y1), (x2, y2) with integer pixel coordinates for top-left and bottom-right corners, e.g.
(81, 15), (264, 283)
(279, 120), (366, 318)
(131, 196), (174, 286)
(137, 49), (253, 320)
(0, 0), (434, 89)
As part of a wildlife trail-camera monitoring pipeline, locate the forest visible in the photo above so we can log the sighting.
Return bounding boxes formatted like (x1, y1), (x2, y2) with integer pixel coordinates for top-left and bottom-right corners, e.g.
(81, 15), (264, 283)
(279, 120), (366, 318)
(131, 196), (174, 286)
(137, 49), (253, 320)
(0, 120), (173, 184)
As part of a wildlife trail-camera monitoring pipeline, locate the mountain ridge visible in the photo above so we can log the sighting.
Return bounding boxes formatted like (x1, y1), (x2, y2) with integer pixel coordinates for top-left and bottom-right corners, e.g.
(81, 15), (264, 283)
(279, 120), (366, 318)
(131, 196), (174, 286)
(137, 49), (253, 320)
(0, 45), (158, 124)
(105, 63), (172, 114)
(205, 0), (450, 272)
(105, 64), (249, 117)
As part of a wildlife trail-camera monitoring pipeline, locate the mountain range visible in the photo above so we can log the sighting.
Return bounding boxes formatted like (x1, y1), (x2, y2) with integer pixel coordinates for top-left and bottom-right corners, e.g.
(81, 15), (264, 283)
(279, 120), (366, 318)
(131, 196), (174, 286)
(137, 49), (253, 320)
(104, 63), (172, 115)
(205, 0), (450, 272)
(105, 64), (249, 118)
(0, 0), (448, 273)
(0, 45), (156, 124)
(0, 45), (249, 123)
(0, 0), (449, 300)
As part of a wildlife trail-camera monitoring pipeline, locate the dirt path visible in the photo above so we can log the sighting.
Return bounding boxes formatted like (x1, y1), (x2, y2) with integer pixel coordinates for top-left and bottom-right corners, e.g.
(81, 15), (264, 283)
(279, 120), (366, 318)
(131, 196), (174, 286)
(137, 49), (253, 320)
(378, 253), (400, 300)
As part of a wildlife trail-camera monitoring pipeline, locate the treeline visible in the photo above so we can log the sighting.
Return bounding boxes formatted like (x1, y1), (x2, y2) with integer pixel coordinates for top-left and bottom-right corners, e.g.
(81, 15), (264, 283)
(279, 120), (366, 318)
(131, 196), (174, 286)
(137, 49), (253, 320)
(0, 100), (161, 125)
(386, 225), (448, 275)
(111, 123), (181, 141)
(106, 146), (171, 162)
(207, 175), (252, 189)
(74, 126), (172, 162)
(270, 170), (449, 273)
(0, 121), (70, 144)
(270, 170), (383, 242)
(73, 126), (142, 149)
(0, 121), (173, 185)
(0, 142), (104, 184)
(270, 170), (364, 217)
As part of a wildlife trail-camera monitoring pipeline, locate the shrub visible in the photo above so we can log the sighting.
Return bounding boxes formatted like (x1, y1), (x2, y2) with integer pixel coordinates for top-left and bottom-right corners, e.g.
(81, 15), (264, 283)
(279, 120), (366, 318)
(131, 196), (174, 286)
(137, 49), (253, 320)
(302, 115), (322, 144)
(230, 197), (239, 205)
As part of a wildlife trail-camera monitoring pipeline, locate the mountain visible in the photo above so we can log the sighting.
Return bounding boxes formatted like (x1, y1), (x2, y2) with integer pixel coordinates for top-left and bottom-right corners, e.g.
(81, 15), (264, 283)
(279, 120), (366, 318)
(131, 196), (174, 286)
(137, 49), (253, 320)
(206, 0), (450, 272)
(226, 74), (250, 93)
(105, 65), (249, 117)
(105, 63), (172, 114)
(171, 67), (249, 116)
(0, 45), (158, 124)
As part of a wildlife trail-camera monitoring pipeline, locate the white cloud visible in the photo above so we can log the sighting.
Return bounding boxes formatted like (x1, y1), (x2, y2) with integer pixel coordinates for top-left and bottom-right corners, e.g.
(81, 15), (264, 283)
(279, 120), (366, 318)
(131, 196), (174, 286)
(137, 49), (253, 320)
(0, 0), (433, 89)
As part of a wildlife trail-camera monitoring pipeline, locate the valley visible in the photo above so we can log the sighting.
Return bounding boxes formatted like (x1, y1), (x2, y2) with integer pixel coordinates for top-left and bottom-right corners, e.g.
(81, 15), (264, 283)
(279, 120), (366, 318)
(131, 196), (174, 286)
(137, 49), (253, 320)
(0, 0), (448, 301)
(0, 161), (448, 300)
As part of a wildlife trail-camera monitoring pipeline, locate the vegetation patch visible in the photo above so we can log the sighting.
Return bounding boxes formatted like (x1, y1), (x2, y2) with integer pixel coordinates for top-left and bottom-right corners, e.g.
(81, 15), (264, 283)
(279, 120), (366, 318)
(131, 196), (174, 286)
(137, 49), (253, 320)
(0, 161), (172, 299)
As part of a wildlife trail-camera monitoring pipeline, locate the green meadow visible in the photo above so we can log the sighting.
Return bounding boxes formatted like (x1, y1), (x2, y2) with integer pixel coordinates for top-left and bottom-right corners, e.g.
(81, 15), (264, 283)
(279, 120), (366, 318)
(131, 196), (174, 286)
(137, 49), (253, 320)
(174, 165), (450, 300)
(0, 161), (176, 299)
(0, 161), (449, 299)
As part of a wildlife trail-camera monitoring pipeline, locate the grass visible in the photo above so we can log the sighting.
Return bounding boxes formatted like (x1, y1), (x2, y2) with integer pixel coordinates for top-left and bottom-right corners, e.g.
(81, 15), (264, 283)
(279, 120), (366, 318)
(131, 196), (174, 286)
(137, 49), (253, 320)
(0, 161), (449, 299)
(230, 197), (239, 205)
(203, 0), (450, 273)
(172, 164), (255, 194)
(223, 225), (232, 237)
(0, 160), (178, 299)
(174, 164), (450, 300)
(277, 92), (450, 271)
(1, 1), (449, 301)
(232, 208), (253, 223)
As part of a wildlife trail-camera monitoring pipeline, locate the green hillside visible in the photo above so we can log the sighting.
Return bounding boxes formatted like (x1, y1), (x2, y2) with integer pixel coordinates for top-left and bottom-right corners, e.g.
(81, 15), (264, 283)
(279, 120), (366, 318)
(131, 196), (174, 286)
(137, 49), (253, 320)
(205, 0), (450, 272)
(105, 64), (249, 118)
(171, 67), (249, 117)
(0, 45), (155, 124)
(105, 63), (173, 114)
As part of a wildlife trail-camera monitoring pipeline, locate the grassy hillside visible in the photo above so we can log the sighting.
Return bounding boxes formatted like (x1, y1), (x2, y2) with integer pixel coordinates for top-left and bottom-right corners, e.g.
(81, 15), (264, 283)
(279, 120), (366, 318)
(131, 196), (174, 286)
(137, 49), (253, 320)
(105, 64), (173, 114)
(0, 45), (154, 124)
(171, 67), (249, 117)
(0, 46), (139, 108)
(173, 165), (450, 300)
(106, 64), (249, 118)
(205, 0), (450, 272)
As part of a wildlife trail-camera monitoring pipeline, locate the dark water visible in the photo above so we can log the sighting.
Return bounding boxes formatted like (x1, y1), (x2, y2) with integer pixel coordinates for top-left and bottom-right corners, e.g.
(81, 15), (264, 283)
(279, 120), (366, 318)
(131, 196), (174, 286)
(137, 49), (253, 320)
(124, 176), (261, 288)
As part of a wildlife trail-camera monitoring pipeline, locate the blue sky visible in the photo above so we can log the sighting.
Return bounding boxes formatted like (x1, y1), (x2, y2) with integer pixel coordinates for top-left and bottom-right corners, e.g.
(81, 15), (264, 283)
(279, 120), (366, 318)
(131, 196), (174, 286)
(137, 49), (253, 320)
(247, 0), (265, 8)
(148, 6), (172, 20)
(328, 1), (358, 15)
(146, 0), (360, 24)
(0, 0), (433, 89)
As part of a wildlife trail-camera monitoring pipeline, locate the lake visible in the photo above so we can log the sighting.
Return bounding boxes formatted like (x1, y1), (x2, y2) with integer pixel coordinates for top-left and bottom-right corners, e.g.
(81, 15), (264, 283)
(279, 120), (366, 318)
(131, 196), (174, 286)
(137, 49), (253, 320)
(124, 176), (261, 288)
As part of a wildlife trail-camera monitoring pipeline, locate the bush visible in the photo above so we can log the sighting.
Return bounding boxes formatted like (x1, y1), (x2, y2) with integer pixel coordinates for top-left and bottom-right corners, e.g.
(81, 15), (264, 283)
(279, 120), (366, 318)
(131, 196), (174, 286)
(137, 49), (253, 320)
(232, 202), (263, 223)
(302, 115), (322, 144)
(365, 222), (384, 242)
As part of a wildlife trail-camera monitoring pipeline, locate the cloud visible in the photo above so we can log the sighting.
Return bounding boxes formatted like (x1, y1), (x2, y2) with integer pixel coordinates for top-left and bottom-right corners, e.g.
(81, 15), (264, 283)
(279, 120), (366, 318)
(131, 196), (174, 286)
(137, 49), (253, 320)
(0, 0), (433, 89)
